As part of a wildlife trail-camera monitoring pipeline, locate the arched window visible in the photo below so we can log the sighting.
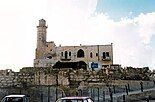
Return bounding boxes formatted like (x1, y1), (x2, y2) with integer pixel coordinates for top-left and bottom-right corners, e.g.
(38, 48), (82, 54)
(77, 49), (85, 58)
(103, 52), (106, 59)
(45, 53), (52, 59)
(61, 52), (63, 56)
(65, 51), (68, 59)
(90, 52), (93, 58)
(69, 52), (71, 56)
(47, 56), (52, 59)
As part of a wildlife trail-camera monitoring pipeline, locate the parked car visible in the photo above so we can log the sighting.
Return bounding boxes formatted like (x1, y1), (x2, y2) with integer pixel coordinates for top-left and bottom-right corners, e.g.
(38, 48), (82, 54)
(1, 95), (29, 102)
(56, 96), (93, 102)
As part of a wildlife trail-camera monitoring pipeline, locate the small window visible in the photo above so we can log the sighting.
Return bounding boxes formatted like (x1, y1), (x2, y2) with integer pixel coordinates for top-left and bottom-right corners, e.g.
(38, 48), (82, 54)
(69, 52), (71, 56)
(47, 56), (52, 59)
(65, 51), (68, 59)
(90, 52), (93, 58)
(106, 52), (109, 57)
(96, 53), (98, 56)
(103, 52), (106, 59)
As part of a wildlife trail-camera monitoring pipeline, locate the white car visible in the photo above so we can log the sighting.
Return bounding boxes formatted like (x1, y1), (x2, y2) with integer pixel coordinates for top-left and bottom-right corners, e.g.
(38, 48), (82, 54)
(1, 95), (29, 102)
(56, 96), (94, 102)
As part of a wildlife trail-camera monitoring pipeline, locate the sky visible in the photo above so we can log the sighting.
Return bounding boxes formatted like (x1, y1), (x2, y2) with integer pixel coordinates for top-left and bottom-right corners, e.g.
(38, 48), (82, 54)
(0, 0), (155, 71)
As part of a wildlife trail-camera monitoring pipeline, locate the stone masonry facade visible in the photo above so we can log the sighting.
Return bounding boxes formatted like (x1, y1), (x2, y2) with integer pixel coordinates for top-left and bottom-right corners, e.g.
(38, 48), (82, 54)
(34, 19), (113, 70)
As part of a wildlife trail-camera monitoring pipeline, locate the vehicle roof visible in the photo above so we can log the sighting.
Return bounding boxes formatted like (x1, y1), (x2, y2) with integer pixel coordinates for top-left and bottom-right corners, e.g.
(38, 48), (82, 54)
(60, 96), (90, 100)
(5, 95), (26, 98)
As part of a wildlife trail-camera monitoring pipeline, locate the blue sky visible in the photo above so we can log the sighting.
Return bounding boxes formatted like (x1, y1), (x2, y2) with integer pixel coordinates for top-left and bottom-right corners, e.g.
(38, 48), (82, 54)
(96, 0), (155, 50)
(96, 0), (155, 20)
(0, 0), (155, 71)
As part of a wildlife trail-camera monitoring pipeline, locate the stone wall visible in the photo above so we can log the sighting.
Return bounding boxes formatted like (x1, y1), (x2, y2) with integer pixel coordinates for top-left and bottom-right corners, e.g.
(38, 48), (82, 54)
(0, 67), (155, 102)
(0, 68), (35, 87)
(0, 67), (154, 89)
(0, 69), (18, 87)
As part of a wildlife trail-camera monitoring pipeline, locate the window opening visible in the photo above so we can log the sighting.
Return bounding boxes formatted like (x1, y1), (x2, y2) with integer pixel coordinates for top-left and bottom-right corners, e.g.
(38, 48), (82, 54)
(69, 52), (71, 56)
(103, 52), (106, 59)
(65, 51), (68, 59)
(47, 56), (52, 59)
(77, 49), (85, 58)
(90, 52), (93, 58)
(106, 52), (109, 57)
(61, 52), (63, 56)
(96, 53), (98, 56)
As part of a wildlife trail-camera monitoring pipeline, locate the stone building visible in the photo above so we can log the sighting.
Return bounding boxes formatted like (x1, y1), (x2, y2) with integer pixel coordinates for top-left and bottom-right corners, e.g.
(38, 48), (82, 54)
(34, 19), (113, 70)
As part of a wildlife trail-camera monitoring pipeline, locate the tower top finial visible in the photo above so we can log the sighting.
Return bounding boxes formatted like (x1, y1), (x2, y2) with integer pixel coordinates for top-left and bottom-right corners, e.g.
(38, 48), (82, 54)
(39, 19), (46, 27)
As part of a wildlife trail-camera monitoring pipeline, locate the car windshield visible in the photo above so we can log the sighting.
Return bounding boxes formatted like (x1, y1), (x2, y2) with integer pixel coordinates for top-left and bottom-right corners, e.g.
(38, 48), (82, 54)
(5, 97), (23, 102)
(60, 99), (86, 102)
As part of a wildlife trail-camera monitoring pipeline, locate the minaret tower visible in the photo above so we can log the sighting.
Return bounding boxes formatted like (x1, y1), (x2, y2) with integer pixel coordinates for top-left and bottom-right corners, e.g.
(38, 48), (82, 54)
(36, 19), (48, 59)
